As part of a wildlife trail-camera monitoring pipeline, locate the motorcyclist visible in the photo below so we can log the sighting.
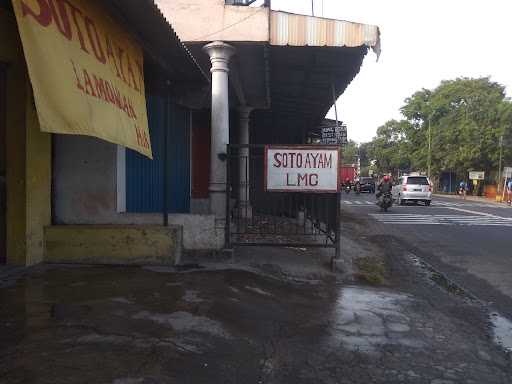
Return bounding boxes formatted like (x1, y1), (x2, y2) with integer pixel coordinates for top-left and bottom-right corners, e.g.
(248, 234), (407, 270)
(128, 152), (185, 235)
(376, 175), (392, 203)
(354, 179), (361, 194)
(344, 177), (352, 191)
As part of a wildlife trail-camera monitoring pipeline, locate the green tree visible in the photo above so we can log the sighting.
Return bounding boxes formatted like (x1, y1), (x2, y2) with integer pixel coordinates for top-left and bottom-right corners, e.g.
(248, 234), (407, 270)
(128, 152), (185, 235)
(367, 77), (512, 181)
(342, 140), (359, 165)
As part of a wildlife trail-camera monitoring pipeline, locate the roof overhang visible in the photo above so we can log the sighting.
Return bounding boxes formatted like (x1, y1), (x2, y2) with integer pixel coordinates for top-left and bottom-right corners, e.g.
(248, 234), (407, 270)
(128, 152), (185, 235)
(253, 44), (368, 143)
(249, 11), (380, 143)
(270, 11), (380, 57)
(103, 0), (209, 86)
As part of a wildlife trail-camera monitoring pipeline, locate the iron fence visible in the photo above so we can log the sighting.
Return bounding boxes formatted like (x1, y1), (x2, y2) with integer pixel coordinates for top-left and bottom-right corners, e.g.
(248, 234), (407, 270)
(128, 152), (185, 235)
(226, 144), (340, 257)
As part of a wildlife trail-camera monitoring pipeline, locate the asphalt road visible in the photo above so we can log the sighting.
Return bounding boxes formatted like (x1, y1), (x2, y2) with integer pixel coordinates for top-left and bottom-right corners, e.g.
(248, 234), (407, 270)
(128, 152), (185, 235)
(341, 191), (512, 317)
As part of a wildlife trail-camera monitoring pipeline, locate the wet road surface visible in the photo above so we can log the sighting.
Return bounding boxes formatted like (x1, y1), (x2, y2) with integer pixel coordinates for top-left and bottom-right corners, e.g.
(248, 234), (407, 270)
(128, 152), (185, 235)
(342, 192), (512, 319)
(1, 264), (511, 383)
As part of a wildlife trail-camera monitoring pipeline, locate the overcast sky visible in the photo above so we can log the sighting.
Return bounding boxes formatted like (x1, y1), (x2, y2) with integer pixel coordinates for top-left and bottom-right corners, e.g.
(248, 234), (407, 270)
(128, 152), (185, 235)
(271, 0), (512, 143)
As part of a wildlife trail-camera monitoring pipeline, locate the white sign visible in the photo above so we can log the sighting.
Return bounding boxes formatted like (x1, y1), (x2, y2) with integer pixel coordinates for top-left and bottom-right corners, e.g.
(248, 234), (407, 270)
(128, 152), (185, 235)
(265, 146), (340, 193)
(469, 171), (485, 180)
(503, 167), (512, 178)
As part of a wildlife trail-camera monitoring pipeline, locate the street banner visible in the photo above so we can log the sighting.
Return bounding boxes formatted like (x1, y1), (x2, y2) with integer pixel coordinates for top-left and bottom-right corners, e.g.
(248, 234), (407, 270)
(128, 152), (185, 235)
(469, 171), (485, 180)
(503, 167), (512, 179)
(12, 0), (152, 158)
(265, 146), (340, 193)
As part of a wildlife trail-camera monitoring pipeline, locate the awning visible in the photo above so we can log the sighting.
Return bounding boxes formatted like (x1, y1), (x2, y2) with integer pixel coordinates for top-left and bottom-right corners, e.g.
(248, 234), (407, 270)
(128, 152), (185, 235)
(252, 12), (380, 144)
(270, 11), (380, 57)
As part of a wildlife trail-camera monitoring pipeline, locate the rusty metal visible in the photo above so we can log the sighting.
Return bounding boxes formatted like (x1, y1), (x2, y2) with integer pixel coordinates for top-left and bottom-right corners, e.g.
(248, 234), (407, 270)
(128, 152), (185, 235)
(226, 144), (340, 251)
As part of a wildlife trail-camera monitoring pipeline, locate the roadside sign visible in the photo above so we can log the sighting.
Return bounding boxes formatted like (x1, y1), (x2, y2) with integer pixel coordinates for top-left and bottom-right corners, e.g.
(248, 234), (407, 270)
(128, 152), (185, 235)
(469, 171), (485, 180)
(265, 145), (340, 193)
(321, 124), (347, 145)
(503, 167), (512, 178)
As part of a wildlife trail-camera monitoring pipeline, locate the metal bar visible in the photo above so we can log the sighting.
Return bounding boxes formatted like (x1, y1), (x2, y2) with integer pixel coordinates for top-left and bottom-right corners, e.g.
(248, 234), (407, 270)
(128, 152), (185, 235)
(244, 153), (249, 233)
(331, 83), (339, 131)
(231, 243), (336, 248)
(162, 83), (170, 227)
(225, 145), (232, 248)
(335, 192), (341, 259)
(231, 232), (329, 236)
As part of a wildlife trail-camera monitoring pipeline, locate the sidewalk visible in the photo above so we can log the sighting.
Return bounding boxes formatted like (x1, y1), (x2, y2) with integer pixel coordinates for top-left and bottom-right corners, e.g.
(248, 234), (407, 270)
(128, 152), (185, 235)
(435, 192), (511, 206)
(1, 237), (511, 383)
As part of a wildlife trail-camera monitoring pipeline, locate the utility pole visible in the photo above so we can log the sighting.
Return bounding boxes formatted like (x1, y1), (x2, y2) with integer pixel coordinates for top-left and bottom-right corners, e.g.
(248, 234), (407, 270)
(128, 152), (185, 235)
(311, 0), (314, 16)
(498, 135), (503, 193)
(428, 115), (432, 179)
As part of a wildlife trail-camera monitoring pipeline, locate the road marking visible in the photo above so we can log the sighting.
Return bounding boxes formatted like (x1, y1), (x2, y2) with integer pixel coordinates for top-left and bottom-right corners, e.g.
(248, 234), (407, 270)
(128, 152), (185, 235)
(370, 213), (512, 226)
(444, 206), (512, 220)
(343, 200), (509, 209)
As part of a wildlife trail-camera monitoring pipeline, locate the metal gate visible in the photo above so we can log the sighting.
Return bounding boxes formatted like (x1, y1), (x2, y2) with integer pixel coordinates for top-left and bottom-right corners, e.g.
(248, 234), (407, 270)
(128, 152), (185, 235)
(226, 144), (341, 257)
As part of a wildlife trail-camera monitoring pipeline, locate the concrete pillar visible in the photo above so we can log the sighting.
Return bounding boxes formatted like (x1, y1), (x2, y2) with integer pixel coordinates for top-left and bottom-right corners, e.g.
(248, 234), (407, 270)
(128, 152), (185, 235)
(238, 106), (253, 218)
(202, 41), (235, 224)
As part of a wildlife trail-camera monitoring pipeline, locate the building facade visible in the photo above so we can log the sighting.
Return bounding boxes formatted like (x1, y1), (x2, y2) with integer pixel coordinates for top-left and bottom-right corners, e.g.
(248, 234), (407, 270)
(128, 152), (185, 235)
(1, 0), (381, 267)
(0, 0), (209, 266)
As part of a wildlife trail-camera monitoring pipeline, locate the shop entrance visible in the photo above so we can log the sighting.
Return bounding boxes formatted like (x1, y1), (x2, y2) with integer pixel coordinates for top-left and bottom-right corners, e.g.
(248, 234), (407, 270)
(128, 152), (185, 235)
(0, 63), (6, 264)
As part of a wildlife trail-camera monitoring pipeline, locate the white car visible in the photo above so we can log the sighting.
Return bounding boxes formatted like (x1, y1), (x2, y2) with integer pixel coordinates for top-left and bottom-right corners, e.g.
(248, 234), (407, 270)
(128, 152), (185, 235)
(392, 175), (432, 206)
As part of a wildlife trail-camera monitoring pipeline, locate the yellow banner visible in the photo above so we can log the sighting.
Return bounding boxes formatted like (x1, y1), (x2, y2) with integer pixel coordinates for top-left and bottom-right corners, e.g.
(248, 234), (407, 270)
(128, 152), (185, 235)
(12, 0), (152, 158)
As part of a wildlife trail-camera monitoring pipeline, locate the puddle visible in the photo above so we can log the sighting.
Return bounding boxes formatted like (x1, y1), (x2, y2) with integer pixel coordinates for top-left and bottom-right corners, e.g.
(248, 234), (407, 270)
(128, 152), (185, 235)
(132, 311), (231, 339)
(182, 290), (204, 303)
(110, 297), (133, 304)
(331, 286), (424, 353)
(409, 254), (512, 354)
(408, 253), (474, 300)
(245, 286), (273, 296)
(490, 312), (512, 352)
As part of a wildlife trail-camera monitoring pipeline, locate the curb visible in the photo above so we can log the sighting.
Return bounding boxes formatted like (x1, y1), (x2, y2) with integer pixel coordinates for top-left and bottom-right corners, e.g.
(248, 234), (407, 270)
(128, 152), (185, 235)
(434, 193), (510, 207)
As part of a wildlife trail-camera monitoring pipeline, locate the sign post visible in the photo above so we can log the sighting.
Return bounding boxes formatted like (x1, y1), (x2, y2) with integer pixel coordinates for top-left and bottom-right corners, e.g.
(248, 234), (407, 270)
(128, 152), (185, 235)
(468, 171), (485, 180)
(265, 145), (342, 268)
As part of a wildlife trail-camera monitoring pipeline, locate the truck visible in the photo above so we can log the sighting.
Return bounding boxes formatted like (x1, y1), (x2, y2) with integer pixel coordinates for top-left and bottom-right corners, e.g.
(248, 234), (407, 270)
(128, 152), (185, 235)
(340, 165), (358, 186)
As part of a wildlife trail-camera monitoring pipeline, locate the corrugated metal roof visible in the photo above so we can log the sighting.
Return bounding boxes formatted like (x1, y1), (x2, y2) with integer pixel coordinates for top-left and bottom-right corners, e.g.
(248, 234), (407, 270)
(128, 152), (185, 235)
(104, 0), (209, 85)
(270, 11), (381, 57)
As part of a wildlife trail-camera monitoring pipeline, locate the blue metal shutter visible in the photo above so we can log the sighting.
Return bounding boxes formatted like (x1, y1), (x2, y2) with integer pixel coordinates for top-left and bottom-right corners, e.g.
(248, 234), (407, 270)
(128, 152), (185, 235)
(126, 96), (191, 213)
(168, 104), (191, 213)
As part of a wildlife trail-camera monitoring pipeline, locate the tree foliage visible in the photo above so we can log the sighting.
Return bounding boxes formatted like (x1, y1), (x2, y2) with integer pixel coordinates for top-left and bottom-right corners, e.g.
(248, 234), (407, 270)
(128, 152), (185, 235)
(342, 140), (359, 165)
(367, 77), (512, 180)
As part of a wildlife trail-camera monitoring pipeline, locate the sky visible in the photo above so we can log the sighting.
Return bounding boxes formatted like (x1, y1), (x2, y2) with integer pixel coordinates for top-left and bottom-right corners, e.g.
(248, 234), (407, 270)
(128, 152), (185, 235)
(271, 0), (512, 143)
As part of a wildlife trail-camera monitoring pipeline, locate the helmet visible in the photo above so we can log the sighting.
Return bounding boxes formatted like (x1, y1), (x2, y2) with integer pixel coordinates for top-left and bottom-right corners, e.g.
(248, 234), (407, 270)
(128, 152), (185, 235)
(383, 175), (390, 182)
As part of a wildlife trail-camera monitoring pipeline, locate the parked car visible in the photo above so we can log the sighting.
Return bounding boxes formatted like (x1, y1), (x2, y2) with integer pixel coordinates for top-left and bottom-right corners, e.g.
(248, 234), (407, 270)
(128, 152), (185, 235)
(392, 175), (432, 205)
(357, 177), (376, 193)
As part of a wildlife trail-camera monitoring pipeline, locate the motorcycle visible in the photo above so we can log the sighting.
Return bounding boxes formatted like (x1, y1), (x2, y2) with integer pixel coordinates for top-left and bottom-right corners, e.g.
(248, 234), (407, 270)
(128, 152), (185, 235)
(377, 191), (393, 212)
(344, 184), (351, 194)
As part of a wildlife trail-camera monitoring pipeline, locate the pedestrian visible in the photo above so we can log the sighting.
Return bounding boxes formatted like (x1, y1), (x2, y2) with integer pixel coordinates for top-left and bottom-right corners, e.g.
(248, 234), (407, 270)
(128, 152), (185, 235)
(507, 178), (512, 205)
(458, 180), (467, 199)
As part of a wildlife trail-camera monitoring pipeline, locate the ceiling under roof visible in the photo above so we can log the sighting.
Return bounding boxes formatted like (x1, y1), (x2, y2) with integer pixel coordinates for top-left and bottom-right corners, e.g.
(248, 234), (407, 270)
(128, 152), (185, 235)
(104, 0), (208, 86)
